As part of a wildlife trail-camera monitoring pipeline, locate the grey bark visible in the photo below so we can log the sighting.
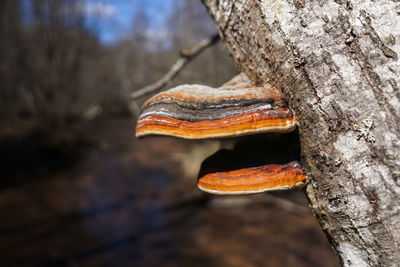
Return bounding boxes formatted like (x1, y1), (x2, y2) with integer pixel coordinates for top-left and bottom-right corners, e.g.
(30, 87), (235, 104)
(201, 0), (400, 266)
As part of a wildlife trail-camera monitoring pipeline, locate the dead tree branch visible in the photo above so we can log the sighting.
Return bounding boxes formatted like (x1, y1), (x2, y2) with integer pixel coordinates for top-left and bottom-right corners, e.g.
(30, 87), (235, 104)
(130, 33), (220, 100)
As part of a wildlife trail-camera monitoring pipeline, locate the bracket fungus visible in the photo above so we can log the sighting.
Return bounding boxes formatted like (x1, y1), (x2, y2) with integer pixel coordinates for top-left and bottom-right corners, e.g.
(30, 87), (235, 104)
(135, 81), (296, 139)
(135, 74), (306, 195)
(197, 161), (306, 195)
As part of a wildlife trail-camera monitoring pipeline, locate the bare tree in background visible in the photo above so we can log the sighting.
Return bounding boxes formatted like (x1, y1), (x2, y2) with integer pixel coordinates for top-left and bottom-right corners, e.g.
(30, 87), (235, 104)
(26, 0), (98, 119)
(0, 1), (23, 117)
(0, 0), (104, 122)
(0, 0), (236, 129)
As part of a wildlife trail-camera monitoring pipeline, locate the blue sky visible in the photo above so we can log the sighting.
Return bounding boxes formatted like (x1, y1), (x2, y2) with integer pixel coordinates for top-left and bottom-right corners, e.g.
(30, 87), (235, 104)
(85, 0), (176, 44)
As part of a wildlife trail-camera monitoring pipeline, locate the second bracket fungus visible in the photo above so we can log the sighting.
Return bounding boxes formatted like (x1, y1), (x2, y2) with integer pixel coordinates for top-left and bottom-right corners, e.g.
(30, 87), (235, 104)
(135, 81), (296, 139)
(135, 74), (306, 195)
(198, 161), (306, 195)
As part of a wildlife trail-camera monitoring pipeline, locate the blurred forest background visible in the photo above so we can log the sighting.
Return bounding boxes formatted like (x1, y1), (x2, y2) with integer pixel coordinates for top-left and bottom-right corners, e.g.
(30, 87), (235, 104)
(1, 0), (236, 125)
(0, 1), (340, 266)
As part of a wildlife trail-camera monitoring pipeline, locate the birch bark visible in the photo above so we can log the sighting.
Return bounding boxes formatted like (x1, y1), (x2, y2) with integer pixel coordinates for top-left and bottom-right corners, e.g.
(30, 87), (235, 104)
(201, 1), (400, 266)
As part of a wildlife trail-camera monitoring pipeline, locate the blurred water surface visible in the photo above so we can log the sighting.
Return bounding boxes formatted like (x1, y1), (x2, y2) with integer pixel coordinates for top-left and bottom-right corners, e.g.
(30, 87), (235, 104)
(0, 118), (340, 267)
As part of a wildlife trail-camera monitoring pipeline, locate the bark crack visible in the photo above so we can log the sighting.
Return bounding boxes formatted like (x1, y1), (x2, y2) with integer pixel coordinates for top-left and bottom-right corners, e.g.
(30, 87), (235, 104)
(359, 10), (398, 60)
(340, 14), (400, 130)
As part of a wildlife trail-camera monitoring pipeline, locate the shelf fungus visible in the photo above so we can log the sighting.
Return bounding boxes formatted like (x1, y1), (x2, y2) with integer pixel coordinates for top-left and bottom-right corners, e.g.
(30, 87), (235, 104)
(135, 74), (307, 195)
(135, 81), (296, 139)
(197, 161), (306, 195)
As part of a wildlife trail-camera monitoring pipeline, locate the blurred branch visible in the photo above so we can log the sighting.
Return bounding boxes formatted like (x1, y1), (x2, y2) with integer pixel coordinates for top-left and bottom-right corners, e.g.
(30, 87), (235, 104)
(261, 193), (310, 216)
(130, 33), (220, 100)
(209, 193), (311, 216)
(82, 105), (103, 121)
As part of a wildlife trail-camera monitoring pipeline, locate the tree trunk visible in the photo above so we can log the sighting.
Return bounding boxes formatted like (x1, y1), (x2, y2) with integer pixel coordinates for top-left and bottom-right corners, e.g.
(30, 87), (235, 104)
(201, 0), (400, 266)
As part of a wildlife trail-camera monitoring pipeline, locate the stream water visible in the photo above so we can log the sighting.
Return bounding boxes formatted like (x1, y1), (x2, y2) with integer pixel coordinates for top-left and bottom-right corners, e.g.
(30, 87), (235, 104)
(0, 118), (340, 267)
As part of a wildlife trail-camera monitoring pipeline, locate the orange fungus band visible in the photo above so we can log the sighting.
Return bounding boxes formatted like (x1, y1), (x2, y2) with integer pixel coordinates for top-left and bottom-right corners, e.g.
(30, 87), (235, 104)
(197, 162), (306, 195)
(136, 108), (296, 139)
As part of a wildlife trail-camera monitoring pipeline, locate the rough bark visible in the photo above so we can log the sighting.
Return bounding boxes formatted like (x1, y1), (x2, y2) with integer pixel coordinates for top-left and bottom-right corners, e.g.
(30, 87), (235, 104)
(201, 0), (400, 266)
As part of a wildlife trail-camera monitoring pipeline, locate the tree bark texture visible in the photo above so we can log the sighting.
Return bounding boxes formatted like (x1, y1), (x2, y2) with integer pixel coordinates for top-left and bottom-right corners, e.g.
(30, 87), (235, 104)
(201, 1), (400, 266)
